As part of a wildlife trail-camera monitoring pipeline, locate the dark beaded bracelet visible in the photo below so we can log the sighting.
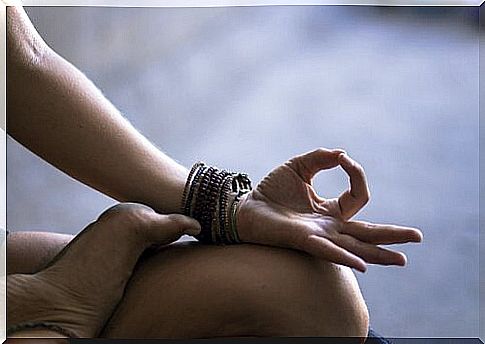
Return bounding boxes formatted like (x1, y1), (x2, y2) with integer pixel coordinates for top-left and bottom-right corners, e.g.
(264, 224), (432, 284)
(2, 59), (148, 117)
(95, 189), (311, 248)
(181, 162), (252, 245)
(183, 163), (205, 216)
(217, 173), (233, 244)
(181, 162), (204, 214)
(193, 166), (215, 243)
(205, 168), (223, 242)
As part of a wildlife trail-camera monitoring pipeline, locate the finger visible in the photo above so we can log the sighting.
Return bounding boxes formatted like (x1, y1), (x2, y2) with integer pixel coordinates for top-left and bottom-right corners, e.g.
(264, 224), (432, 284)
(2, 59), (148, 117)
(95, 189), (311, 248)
(302, 234), (367, 272)
(334, 234), (407, 266)
(147, 213), (201, 243)
(287, 148), (345, 184)
(342, 221), (423, 245)
(337, 153), (370, 219)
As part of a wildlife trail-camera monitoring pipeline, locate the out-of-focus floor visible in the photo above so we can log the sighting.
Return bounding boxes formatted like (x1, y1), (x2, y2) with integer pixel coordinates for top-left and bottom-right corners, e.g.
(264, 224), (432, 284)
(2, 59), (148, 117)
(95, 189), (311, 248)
(7, 6), (479, 338)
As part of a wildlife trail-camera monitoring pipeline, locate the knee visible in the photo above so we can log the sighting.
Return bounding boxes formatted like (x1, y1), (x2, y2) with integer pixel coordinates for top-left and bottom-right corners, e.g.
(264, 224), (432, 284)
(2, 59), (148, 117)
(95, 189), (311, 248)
(308, 262), (369, 339)
(236, 246), (369, 339)
(98, 243), (369, 339)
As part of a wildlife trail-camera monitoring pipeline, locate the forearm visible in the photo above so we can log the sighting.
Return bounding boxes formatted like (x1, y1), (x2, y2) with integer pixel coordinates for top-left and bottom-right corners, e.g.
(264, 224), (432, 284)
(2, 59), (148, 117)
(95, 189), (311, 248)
(7, 7), (187, 214)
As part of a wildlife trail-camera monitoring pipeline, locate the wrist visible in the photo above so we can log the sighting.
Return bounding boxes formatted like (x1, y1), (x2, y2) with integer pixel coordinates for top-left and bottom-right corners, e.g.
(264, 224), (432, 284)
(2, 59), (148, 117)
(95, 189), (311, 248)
(235, 191), (253, 242)
(181, 162), (252, 244)
(149, 163), (188, 215)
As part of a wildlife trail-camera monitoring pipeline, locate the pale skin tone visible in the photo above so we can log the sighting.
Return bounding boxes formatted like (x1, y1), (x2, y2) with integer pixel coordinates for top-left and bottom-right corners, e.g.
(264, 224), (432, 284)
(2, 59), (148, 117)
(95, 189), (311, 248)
(5, 5), (423, 341)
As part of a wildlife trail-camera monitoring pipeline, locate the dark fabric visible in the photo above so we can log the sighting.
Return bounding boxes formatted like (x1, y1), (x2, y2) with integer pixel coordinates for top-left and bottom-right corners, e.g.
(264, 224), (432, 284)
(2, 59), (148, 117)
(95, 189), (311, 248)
(366, 328), (393, 344)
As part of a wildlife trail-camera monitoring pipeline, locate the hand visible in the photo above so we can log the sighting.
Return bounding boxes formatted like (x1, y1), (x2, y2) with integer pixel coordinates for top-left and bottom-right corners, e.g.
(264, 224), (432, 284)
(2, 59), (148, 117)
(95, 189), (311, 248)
(7, 203), (200, 338)
(237, 148), (422, 273)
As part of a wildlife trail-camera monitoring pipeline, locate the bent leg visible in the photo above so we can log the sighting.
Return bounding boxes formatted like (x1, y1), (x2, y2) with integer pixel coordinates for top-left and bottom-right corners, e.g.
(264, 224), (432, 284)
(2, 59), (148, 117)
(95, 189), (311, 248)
(7, 232), (369, 340)
(101, 242), (369, 339)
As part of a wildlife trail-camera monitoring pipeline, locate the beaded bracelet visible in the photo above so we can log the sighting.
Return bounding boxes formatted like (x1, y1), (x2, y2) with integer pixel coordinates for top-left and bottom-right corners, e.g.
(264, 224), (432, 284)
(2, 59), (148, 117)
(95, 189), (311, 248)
(181, 162), (252, 244)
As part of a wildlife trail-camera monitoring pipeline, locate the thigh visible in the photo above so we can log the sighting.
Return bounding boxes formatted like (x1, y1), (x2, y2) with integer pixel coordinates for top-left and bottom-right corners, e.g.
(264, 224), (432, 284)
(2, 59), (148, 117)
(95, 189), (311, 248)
(101, 242), (368, 338)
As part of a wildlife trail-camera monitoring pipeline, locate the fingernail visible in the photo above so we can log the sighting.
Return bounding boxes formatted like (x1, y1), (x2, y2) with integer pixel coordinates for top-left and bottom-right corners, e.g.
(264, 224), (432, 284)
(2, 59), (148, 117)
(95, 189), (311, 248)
(184, 222), (201, 236)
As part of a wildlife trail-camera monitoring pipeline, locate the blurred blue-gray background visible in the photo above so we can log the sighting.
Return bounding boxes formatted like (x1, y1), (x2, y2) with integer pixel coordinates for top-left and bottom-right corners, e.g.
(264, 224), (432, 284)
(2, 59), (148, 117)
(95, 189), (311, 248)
(7, 6), (479, 338)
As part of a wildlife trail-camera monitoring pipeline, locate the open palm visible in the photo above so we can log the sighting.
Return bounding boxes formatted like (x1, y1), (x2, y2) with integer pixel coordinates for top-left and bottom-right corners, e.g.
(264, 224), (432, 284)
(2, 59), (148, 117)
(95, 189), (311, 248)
(236, 148), (422, 272)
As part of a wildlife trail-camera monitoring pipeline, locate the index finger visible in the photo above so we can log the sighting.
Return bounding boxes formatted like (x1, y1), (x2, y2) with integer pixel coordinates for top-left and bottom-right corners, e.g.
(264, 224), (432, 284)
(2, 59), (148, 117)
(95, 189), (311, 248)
(338, 153), (370, 220)
(342, 221), (423, 245)
(287, 148), (345, 184)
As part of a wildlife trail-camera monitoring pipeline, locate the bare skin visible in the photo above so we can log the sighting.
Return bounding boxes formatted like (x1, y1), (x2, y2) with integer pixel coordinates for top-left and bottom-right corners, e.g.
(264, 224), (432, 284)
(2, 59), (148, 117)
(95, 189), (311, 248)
(7, 204), (201, 338)
(5, 5), (423, 340)
(6, 227), (369, 340)
(5, 150), (421, 339)
(6, 6), (422, 272)
(237, 149), (422, 272)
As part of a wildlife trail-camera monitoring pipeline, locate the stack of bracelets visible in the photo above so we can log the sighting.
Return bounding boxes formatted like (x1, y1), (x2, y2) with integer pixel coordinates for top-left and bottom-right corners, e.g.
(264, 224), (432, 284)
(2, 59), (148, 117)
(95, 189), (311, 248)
(181, 162), (253, 244)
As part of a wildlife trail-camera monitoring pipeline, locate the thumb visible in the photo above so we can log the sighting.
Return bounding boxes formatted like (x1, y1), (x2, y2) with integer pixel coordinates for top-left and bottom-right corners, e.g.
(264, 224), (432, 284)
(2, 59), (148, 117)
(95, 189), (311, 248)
(149, 213), (201, 242)
(172, 214), (202, 236)
(287, 148), (343, 184)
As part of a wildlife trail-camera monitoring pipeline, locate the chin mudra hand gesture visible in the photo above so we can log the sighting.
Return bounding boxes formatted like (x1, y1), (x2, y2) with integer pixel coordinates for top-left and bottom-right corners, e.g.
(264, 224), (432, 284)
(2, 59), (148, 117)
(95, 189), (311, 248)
(236, 148), (423, 272)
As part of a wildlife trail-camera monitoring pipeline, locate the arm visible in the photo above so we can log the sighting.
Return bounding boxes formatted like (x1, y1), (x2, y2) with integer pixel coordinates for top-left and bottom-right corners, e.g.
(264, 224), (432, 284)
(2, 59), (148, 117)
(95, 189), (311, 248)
(7, 6), (422, 272)
(7, 6), (186, 214)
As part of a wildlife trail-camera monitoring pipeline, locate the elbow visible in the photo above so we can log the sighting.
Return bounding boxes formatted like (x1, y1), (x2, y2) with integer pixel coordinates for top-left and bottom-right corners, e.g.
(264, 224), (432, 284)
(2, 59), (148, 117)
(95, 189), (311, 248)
(7, 6), (51, 70)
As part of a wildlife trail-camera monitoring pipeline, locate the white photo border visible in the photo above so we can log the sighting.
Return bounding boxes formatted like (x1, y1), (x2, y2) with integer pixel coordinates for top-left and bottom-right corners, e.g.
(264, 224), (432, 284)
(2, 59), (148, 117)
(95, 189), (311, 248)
(0, 1), (483, 342)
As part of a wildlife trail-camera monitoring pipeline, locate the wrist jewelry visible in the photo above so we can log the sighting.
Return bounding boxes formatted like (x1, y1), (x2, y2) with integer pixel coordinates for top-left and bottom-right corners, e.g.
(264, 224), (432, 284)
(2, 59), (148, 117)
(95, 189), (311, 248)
(181, 162), (252, 244)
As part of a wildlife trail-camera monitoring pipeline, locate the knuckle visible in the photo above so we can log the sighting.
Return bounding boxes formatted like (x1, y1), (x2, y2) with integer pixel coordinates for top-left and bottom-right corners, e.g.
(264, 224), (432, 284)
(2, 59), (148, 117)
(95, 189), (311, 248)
(355, 163), (365, 174)
(97, 203), (154, 227)
(316, 147), (329, 155)
(285, 157), (298, 169)
(297, 232), (317, 253)
(346, 238), (358, 253)
(333, 220), (345, 234)
(366, 222), (377, 230)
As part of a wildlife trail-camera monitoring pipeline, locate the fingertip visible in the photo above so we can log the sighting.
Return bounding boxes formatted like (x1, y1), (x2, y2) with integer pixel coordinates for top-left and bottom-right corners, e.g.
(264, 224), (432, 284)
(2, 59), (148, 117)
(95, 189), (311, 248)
(178, 217), (201, 236)
(353, 257), (367, 273)
(338, 152), (348, 163)
(356, 263), (367, 273)
(414, 229), (424, 243)
(398, 252), (408, 266)
(184, 223), (202, 236)
(187, 218), (202, 234)
(193, 218), (202, 230)
(405, 228), (423, 243)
